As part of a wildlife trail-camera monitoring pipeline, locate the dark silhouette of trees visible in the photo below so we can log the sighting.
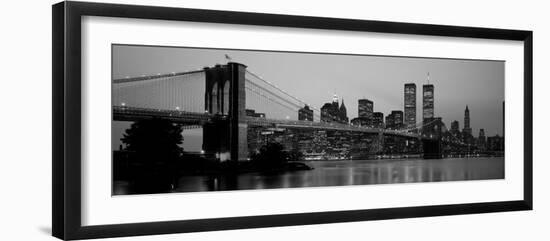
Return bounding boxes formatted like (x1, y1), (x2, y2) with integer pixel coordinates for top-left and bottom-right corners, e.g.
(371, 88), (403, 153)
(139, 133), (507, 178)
(122, 118), (184, 157)
(288, 148), (304, 162)
(250, 142), (289, 166)
(121, 118), (184, 193)
(249, 142), (309, 172)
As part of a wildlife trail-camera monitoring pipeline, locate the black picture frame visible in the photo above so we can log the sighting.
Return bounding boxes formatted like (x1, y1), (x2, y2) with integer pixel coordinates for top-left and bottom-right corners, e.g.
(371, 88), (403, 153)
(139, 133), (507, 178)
(52, 1), (533, 240)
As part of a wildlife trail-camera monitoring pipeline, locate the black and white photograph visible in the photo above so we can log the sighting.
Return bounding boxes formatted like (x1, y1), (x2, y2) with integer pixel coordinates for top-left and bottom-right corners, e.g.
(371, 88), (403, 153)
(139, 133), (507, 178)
(111, 44), (505, 195)
(1, 0), (542, 240)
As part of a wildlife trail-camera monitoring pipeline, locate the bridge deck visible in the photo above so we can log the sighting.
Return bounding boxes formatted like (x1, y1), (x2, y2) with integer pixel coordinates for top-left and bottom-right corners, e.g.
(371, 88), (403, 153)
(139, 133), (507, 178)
(245, 117), (420, 138)
(112, 106), (215, 124)
(112, 106), (420, 138)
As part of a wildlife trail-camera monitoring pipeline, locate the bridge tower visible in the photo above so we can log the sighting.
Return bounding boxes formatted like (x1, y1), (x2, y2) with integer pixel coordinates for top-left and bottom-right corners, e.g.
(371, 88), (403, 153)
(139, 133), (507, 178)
(371, 132), (385, 154)
(203, 63), (248, 162)
(421, 117), (444, 159)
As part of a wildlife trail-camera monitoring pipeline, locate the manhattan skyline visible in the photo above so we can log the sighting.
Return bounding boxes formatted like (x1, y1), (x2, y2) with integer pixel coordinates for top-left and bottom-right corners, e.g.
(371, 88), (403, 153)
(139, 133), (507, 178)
(113, 44), (505, 137)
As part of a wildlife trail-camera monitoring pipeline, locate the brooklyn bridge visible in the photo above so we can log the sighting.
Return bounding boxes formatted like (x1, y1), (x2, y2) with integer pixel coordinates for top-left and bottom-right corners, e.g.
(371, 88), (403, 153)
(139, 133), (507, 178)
(113, 62), (467, 162)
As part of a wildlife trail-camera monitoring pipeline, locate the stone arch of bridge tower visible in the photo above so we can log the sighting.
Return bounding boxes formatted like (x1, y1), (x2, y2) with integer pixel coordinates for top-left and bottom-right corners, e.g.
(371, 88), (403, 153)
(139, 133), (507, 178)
(203, 63), (248, 162)
(211, 82), (219, 114)
(222, 79), (230, 115)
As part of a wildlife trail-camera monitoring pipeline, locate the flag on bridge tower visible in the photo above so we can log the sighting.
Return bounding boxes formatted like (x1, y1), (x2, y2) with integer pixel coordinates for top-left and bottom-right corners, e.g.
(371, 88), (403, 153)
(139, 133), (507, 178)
(225, 54), (232, 62)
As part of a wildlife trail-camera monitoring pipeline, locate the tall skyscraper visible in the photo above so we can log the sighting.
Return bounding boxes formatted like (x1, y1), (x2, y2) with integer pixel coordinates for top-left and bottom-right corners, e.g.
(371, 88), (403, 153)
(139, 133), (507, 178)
(339, 99), (349, 123)
(463, 105), (472, 135)
(451, 120), (460, 133)
(298, 105), (314, 121)
(358, 99), (373, 119)
(320, 95), (348, 124)
(404, 83), (416, 128)
(386, 110), (403, 129)
(353, 99), (373, 127)
(372, 112), (384, 128)
(422, 84), (434, 122)
(385, 114), (395, 130)
(392, 110), (404, 129)
(477, 128), (486, 150)
(321, 103), (337, 123)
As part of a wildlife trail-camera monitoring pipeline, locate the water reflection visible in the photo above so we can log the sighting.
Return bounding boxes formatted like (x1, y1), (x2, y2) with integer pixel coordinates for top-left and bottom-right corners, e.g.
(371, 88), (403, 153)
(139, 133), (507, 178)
(114, 157), (504, 194)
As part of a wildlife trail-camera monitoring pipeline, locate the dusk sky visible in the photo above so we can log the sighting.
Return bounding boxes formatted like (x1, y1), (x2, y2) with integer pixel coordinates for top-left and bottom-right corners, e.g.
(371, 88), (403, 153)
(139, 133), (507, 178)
(112, 44), (504, 150)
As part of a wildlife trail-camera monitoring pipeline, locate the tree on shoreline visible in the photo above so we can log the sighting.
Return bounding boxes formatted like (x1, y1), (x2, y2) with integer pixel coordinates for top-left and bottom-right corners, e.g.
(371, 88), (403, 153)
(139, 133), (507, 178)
(250, 142), (304, 164)
(122, 118), (184, 158)
(121, 118), (184, 192)
(250, 142), (289, 166)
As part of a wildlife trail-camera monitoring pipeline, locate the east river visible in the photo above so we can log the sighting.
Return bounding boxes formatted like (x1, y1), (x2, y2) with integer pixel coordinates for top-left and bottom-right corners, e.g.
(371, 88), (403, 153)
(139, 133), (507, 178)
(114, 157), (504, 194)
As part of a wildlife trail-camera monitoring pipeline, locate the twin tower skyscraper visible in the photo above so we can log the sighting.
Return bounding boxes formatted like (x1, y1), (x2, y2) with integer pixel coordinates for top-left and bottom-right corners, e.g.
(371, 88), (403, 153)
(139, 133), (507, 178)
(404, 80), (434, 129)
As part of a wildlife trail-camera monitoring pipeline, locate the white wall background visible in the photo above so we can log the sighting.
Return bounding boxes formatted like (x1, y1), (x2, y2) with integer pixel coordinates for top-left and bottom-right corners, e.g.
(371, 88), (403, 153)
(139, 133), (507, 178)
(0, 0), (547, 240)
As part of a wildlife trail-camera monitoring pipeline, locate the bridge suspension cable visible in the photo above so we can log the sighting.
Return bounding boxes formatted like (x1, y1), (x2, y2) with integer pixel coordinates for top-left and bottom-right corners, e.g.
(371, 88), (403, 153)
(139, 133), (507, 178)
(244, 85), (301, 114)
(245, 70), (323, 120)
(112, 70), (206, 114)
(245, 70), (315, 107)
(245, 70), (319, 120)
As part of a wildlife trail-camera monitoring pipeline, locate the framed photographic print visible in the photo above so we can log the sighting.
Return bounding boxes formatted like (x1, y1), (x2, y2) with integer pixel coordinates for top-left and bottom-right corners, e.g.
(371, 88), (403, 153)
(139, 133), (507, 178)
(52, 1), (533, 240)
